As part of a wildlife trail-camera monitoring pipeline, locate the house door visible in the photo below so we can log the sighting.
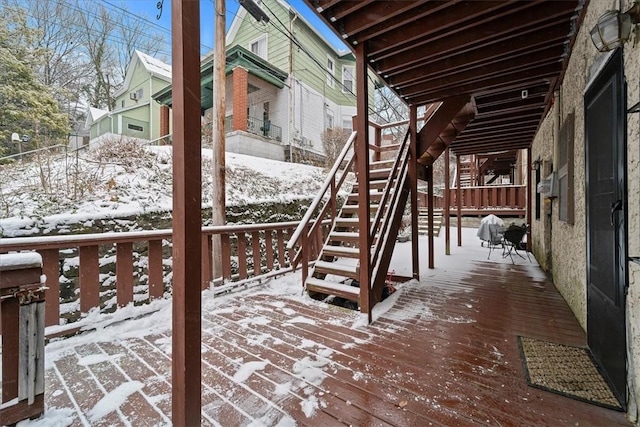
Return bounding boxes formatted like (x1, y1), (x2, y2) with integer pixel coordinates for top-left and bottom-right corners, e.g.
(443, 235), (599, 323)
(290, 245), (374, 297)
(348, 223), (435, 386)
(584, 49), (627, 408)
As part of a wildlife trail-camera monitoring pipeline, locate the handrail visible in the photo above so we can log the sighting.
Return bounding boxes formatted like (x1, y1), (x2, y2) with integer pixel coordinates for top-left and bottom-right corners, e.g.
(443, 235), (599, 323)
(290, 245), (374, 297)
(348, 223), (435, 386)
(370, 132), (410, 285)
(0, 220), (304, 252)
(369, 127), (410, 243)
(145, 133), (173, 146)
(286, 131), (356, 251)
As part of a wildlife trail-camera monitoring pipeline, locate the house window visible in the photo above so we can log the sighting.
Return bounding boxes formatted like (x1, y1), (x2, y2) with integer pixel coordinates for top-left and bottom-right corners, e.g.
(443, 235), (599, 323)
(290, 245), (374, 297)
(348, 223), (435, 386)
(326, 110), (334, 129)
(121, 100), (125, 108)
(558, 112), (574, 223)
(250, 36), (267, 60)
(342, 65), (354, 93)
(342, 119), (352, 132)
(127, 123), (144, 132)
(326, 57), (335, 88)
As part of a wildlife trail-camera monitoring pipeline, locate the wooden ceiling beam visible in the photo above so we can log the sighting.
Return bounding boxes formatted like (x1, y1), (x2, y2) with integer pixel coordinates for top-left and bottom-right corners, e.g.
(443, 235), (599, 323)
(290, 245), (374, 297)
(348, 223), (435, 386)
(396, 48), (563, 95)
(408, 64), (560, 106)
(453, 142), (531, 156)
(374, 3), (576, 75)
(368, 1), (519, 57)
(387, 32), (567, 87)
(407, 63), (560, 105)
(464, 119), (541, 134)
(322, 0), (376, 21)
(457, 124), (539, 140)
(474, 84), (549, 107)
(470, 111), (541, 125)
(338, 0), (433, 40)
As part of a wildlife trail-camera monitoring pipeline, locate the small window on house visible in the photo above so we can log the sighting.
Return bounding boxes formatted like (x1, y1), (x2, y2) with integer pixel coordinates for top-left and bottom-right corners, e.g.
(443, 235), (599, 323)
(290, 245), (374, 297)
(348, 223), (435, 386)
(342, 119), (352, 132)
(121, 100), (125, 108)
(250, 36), (267, 60)
(326, 57), (335, 88)
(128, 123), (144, 132)
(342, 65), (354, 93)
(326, 110), (334, 129)
(558, 112), (575, 223)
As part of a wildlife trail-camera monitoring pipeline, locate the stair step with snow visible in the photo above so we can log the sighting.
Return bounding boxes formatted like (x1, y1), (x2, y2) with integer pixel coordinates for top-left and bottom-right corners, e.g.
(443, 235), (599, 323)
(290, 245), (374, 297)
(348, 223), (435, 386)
(314, 260), (358, 279)
(306, 278), (359, 302)
(353, 179), (394, 192)
(370, 159), (395, 169)
(369, 168), (392, 180)
(335, 218), (373, 228)
(342, 204), (379, 215)
(322, 245), (360, 259)
(328, 231), (362, 244)
(347, 192), (385, 202)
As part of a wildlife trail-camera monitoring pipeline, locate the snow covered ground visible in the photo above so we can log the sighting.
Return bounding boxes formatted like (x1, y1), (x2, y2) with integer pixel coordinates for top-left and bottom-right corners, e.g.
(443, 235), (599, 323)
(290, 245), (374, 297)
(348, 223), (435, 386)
(0, 142), (331, 237)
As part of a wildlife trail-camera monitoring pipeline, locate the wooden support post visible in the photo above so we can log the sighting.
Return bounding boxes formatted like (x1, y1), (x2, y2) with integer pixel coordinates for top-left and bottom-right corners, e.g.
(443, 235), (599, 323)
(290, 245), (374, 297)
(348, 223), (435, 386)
(456, 155), (462, 246)
(444, 148), (451, 255)
(427, 165), (434, 269)
(116, 242), (134, 307)
(409, 105), (419, 279)
(147, 240), (164, 300)
(171, 1), (202, 424)
(355, 42), (372, 322)
(211, 0), (226, 281)
(39, 249), (60, 326)
(526, 147), (532, 251)
(79, 245), (100, 313)
(374, 126), (382, 162)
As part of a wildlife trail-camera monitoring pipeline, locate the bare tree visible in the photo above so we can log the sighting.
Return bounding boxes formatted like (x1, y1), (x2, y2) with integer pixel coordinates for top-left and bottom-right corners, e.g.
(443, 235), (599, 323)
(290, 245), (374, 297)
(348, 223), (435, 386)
(321, 127), (351, 168)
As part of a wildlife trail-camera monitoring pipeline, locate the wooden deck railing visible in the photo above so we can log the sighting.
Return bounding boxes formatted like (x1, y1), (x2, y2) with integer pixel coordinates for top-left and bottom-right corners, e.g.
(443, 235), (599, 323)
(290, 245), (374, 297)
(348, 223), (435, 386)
(418, 185), (526, 216)
(0, 220), (328, 331)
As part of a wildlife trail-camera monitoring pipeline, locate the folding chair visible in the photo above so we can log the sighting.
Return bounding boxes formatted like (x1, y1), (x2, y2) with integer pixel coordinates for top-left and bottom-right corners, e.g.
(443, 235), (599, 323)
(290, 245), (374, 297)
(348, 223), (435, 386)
(502, 225), (531, 264)
(487, 224), (505, 260)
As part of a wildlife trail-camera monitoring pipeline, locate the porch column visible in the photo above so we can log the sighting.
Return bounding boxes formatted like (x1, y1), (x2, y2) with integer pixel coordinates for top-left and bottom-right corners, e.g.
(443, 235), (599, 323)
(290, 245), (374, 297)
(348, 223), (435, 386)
(171, 1), (202, 425)
(232, 66), (248, 132)
(427, 165), (434, 269)
(456, 155), (462, 246)
(355, 42), (372, 323)
(409, 105), (419, 279)
(527, 146), (532, 251)
(160, 105), (170, 142)
(444, 148), (451, 255)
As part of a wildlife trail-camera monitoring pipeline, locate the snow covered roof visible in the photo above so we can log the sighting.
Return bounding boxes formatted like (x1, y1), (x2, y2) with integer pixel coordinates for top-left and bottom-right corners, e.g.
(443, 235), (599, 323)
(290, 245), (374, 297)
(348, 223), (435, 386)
(84, 107), (109, 129)
(114, 51), (172, 98)
(135, 50), (172, 80)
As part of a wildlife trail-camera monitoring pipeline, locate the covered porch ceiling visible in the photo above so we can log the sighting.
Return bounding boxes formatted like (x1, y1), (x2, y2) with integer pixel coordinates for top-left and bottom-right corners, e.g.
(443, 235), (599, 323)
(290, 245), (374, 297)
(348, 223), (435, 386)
(308, 0), (584, 157)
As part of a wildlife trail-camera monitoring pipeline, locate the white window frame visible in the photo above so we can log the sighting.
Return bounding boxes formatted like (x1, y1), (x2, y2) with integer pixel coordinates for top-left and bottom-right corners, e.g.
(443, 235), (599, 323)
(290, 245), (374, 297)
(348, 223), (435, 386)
(342, 65), (354, 93)
(326, 56), (335, 88)
(249, 35), (268, 60)
(325, 109), (334, 130)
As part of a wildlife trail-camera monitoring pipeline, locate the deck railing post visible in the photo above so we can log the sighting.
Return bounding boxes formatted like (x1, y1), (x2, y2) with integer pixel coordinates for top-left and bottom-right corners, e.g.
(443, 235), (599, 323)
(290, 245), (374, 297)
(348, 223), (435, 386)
(0, 254), (45, 425)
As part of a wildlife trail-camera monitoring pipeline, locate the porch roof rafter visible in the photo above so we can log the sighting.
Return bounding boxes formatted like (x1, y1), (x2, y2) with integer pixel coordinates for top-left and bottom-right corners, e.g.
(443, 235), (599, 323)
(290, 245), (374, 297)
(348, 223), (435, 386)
(309, 0), (585, 157)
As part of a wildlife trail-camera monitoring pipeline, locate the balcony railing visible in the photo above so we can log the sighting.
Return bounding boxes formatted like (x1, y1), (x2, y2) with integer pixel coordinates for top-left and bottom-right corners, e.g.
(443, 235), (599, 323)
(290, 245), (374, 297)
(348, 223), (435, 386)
(225, 115), (283, 141)
(418, 185), (526, 216)
(0, 220), (329, 337)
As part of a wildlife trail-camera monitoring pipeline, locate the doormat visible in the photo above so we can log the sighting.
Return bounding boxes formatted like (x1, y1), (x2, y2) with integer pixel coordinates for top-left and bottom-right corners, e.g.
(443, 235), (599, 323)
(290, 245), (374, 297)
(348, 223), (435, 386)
(518, 336), (623, 411)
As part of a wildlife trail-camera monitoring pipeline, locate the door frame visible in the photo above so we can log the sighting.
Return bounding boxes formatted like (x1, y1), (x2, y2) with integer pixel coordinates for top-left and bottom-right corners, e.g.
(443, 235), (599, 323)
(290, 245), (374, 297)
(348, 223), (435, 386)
(584, 48), (628, 408)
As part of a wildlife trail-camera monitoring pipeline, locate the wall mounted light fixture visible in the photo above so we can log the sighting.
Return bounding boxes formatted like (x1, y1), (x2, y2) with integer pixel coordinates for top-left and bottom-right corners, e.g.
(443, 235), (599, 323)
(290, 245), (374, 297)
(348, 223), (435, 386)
(590, 2), (640, 51)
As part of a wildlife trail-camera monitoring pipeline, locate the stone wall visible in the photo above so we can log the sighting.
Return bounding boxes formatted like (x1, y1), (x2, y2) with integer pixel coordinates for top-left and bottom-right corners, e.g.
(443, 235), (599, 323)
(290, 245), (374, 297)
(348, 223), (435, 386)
(531, 0), (640, 421)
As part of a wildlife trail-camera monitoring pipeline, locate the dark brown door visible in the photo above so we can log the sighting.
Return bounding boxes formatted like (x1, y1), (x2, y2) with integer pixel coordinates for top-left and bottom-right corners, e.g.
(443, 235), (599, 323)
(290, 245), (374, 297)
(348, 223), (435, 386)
(585, 49), (627, 408)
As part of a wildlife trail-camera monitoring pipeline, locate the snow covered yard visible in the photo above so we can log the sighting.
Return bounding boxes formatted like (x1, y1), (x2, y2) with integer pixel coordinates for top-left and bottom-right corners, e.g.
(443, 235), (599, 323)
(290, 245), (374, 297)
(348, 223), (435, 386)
(15, 228), (628, 426)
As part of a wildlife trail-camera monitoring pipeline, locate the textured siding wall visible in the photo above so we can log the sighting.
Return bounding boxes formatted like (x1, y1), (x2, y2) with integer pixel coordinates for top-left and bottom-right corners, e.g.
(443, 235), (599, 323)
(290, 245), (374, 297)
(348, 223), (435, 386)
(531, 0), (640, 419)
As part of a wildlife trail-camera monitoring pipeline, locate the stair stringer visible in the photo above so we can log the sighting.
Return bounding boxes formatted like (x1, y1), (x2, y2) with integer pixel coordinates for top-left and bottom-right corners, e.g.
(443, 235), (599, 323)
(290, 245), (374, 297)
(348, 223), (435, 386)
(370, 180), (410, 305)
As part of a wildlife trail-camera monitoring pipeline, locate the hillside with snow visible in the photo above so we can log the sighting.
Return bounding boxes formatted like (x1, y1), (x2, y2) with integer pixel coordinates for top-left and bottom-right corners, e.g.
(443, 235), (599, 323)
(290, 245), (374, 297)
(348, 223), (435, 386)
(0, 139), (333, 237)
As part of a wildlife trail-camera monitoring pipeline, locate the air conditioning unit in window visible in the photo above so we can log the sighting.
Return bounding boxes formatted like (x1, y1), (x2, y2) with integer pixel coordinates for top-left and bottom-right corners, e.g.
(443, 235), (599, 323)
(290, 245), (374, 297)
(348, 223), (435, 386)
(537, 171), (558, 198)
(130, 89), (143, 101)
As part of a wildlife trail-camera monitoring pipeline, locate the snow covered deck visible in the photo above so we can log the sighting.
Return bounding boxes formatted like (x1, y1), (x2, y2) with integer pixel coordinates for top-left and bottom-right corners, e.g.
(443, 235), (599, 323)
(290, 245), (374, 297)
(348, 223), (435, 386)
(30, 228), (629, 426)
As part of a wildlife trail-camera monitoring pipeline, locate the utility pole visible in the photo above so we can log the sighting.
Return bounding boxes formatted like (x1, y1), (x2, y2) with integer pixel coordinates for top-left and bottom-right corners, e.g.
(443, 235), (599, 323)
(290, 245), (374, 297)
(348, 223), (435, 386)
(211, 0), (226, 281)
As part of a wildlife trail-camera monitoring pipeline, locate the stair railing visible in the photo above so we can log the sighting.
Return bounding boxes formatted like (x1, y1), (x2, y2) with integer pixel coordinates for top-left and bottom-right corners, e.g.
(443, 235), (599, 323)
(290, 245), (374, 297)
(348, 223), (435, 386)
(368, 130), (411, 304)
(286, 131), (357, 285)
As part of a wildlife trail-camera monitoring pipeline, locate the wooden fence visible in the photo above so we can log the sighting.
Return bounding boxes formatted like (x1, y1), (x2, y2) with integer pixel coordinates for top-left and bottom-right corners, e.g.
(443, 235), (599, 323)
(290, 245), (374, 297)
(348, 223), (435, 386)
(418, 185), (526, 216)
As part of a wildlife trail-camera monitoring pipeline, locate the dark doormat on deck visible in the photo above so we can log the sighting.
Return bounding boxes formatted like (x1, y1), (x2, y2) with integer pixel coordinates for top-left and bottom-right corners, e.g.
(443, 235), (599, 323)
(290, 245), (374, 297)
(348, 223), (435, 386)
(518, 336), (623, 411)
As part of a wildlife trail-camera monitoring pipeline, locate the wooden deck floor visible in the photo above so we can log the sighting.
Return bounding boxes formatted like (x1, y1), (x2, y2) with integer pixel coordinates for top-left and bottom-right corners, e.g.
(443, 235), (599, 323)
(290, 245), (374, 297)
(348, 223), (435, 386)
(40, 247), (630, 426)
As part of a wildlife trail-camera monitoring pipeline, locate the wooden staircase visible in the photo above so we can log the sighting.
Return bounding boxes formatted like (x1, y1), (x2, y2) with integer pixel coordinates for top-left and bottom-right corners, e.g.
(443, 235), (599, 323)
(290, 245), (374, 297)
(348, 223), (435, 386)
(418, 208), (442, 236)
(287, 99), (476, 321)
(306, 158), (399, 305)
